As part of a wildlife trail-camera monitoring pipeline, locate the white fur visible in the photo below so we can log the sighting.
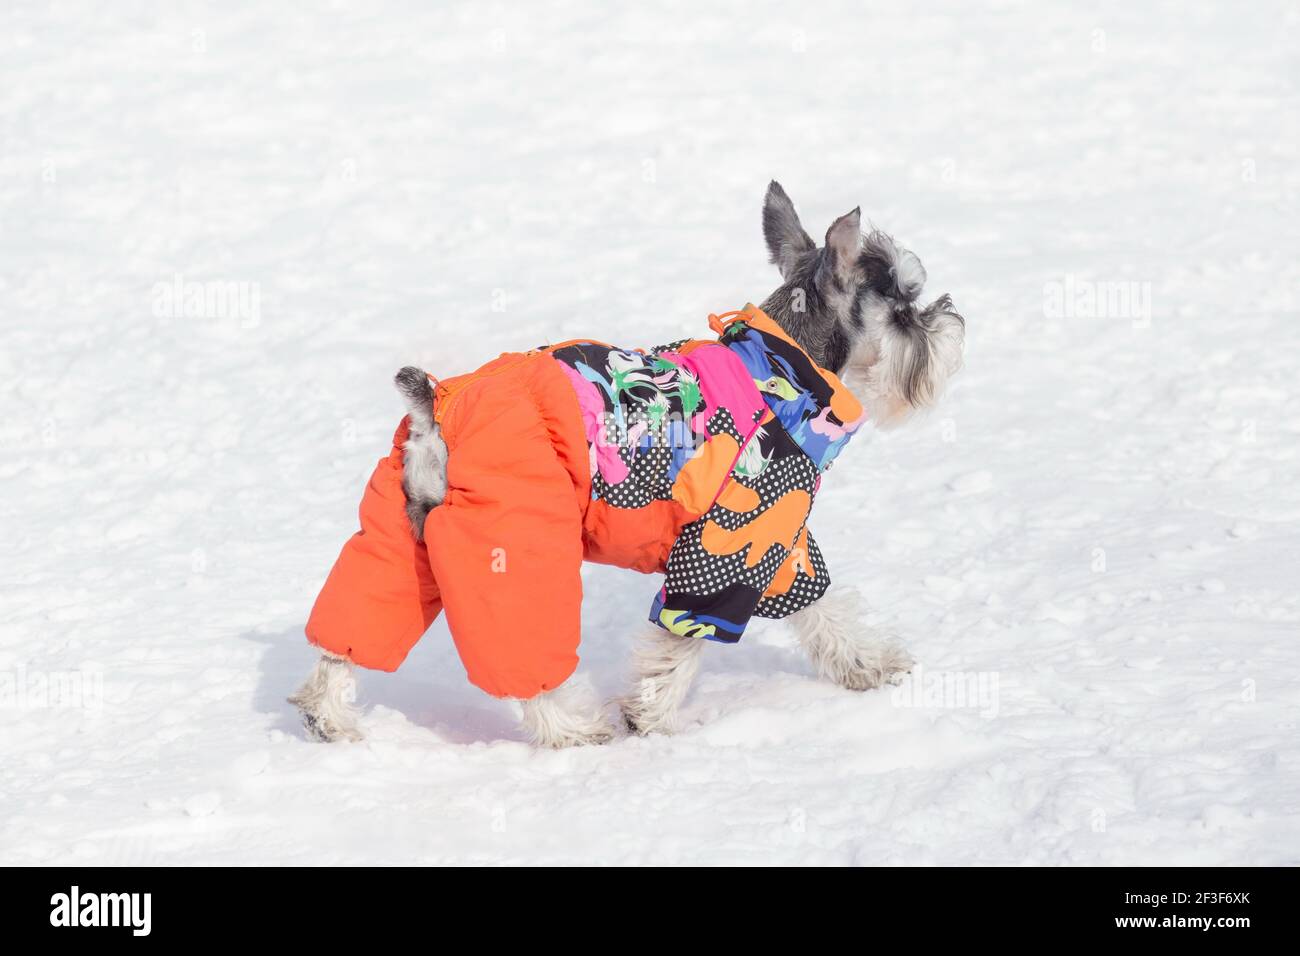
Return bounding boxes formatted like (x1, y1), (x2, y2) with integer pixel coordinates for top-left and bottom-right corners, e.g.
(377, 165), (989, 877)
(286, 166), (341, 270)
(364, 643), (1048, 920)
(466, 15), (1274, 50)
(844, 291), (964, 429)
(865, 229), (927, 300)
(842, 293), (911, 428)
(787, 587), (913, 691)
(921, 306), (966, 386)
(518, 681), (616, 748)
(838, 229), (963, 429)
(289, 653), (616, 749)
(618, 624), (705, 735)
(287, 653), (363, 742)
(890, 245), (927, 300)
(401, 420), (448, 507)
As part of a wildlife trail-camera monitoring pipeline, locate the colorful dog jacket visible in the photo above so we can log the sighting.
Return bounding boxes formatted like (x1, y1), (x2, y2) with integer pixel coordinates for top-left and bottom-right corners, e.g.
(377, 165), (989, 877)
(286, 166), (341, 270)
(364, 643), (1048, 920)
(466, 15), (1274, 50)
(305, 304), (865, 698)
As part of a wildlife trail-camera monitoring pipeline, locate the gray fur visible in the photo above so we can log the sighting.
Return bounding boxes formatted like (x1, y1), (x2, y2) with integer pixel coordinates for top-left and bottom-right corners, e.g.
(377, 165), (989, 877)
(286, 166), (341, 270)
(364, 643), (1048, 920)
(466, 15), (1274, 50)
(757, 181), (965, 424)
(762, 180), (815, 280)
(393, 365), (447, 541)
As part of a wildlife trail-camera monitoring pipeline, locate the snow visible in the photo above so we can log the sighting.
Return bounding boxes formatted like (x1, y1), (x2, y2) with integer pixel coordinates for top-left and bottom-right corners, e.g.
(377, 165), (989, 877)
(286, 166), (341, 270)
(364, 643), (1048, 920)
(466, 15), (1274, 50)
(2, 0), (1298, 865)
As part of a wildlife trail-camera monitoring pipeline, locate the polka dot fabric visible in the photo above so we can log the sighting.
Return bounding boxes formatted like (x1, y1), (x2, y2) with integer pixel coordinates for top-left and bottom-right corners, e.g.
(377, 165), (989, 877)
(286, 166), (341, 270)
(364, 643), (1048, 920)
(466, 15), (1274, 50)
(547, 307), (864, 644)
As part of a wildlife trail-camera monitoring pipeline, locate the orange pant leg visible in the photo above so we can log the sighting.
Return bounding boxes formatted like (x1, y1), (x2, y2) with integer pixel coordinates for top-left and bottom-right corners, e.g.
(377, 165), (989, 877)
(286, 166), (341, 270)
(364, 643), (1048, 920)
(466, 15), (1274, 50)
(424, 359), (586, 699)
(305, 425), (443, 671)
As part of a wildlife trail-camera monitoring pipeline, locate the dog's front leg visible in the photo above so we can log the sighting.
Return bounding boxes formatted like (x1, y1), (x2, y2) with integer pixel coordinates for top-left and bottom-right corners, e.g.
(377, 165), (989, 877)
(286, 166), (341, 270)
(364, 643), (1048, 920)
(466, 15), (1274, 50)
(618, 624), (704, 736)
(789, 588), (912, 691)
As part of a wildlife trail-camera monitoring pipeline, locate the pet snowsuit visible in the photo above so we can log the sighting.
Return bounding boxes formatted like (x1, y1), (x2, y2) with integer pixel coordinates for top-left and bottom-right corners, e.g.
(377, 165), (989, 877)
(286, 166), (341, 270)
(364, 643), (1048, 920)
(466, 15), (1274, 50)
(305, 304), (865, 699)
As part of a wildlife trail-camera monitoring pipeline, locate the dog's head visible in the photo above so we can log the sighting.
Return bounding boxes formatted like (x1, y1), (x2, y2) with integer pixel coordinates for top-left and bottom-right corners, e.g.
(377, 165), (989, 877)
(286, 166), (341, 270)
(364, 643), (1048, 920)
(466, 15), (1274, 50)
(757, 180), (965, 428)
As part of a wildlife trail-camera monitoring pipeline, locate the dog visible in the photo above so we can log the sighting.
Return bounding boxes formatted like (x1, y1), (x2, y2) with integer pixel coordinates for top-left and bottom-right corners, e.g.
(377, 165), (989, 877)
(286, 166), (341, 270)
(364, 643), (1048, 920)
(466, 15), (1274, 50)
(289, 181), (965, 748)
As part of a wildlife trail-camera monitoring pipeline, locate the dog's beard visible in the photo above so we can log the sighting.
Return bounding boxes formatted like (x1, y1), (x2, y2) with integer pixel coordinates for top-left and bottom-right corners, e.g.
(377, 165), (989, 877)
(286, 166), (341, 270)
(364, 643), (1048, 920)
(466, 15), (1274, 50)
(843, 292), (964, 429)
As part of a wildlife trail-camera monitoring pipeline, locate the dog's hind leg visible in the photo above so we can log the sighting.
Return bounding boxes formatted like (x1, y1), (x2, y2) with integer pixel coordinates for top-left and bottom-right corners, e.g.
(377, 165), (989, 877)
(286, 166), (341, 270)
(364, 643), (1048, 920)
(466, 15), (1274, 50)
(789, 587), (912, 691)
(518, 681), (616, 748)
(287, 653), (364, 742)
(618, 624), (704, 736)
(393, 366), (448, 541)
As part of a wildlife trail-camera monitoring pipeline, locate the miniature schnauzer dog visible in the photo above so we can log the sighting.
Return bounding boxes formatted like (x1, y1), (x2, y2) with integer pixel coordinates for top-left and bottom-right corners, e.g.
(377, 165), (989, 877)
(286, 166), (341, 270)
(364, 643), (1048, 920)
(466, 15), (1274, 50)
(290, 181), (965, 748)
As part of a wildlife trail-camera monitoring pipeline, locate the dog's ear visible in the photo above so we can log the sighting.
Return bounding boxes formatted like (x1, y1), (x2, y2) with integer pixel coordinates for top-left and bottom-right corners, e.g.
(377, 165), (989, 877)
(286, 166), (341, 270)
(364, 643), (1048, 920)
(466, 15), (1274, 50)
(763, 180), (814, 280)
(822, 207), (862, 287)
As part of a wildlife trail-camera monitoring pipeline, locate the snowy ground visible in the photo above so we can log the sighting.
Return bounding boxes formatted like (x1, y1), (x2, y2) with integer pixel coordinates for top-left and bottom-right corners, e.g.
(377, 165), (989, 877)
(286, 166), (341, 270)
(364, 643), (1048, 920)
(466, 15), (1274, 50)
(2, 0), (1298, 865)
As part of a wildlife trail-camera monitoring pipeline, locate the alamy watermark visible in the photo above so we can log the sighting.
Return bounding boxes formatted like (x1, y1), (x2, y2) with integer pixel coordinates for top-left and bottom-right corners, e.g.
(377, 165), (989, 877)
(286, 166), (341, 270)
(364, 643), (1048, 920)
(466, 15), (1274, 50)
(0, 664), (104, 715)
(50, 886), (150, 936)
(1044, 275), (1151, 329)
(151, 274), (261, 327)
(890, 664), (1000, 719)
(596, 405), (705, 453)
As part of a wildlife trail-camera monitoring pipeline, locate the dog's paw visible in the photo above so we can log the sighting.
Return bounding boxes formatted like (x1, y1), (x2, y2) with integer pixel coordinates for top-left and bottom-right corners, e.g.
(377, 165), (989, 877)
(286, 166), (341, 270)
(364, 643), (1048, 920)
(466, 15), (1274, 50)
(288, 654), (364, 743)
(620, 703), (649, 737)
(538, 717), (616, 749)
(621, 706), (643, 736)
(293, 703), (364, 743)
(521, 696), (617, 748)
(883, 645), (914, 686)
(617, 697), (677, 737)
(837, 640), (914, 692)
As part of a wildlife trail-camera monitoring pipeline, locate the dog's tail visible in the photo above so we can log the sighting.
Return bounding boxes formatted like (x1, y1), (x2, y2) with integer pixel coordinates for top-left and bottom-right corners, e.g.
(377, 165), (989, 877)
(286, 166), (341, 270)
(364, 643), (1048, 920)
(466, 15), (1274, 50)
(394, 365), (434, 433)
(393, 366), (447, 541)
